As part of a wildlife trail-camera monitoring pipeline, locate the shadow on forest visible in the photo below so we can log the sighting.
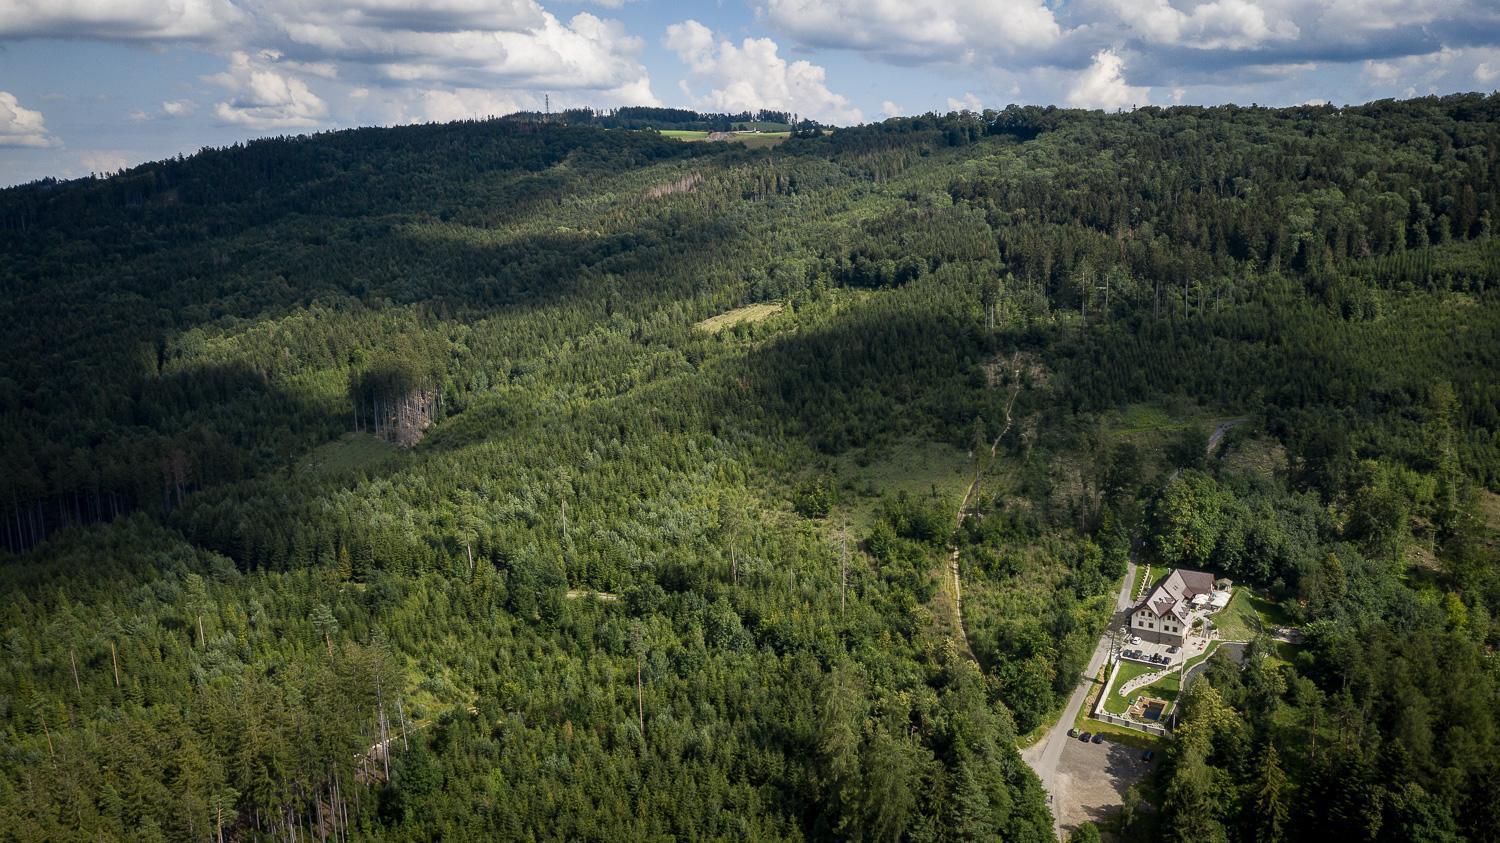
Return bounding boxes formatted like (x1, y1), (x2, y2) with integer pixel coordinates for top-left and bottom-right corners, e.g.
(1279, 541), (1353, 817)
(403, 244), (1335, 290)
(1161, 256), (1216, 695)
(728, 302), (996, 455)
(1, 359), (338, 555)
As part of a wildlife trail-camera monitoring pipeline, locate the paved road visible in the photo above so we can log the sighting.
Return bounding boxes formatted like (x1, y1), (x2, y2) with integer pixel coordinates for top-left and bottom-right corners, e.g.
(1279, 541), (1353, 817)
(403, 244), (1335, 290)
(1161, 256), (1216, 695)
(1023, 416), (1248, 838)
(1022, 554), (1137, 839)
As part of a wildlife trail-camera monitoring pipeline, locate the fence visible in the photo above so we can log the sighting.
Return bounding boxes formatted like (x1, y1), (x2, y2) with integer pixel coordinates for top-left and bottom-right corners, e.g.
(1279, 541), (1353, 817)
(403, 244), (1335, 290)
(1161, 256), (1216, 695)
(1092, 712), (1168, 736)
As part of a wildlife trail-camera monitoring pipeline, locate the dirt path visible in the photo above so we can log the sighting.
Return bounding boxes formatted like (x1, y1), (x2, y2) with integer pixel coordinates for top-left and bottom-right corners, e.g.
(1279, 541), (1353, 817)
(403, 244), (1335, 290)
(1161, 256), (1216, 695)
(1205, 417), (1246, 455)
(942, 355), (1026, 658)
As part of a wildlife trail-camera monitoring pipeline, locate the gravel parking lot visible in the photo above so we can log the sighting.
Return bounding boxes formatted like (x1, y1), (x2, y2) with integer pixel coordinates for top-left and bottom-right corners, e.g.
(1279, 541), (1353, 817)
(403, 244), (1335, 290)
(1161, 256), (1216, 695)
(1052, 736), (1156, 836)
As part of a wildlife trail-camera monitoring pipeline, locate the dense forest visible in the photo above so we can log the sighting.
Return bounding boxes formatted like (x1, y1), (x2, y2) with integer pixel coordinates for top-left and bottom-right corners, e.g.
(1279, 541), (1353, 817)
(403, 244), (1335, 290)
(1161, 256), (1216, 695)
(1, 97), (1498, 841)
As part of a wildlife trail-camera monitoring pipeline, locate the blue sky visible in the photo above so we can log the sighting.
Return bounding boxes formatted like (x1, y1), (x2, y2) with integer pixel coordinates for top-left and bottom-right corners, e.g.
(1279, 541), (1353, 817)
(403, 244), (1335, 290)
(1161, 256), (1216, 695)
(2, 0), (1499, 186)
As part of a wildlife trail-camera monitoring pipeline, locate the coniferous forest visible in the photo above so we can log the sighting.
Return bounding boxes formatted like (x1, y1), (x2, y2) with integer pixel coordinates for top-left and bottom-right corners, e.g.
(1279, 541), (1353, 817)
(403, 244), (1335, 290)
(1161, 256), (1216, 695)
(2, 96), (1500, 841)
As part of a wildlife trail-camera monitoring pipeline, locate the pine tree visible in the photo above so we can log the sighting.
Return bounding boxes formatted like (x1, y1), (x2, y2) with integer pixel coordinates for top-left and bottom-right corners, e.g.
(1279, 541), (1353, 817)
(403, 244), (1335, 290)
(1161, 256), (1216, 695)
(1250, 744), (1290, 843)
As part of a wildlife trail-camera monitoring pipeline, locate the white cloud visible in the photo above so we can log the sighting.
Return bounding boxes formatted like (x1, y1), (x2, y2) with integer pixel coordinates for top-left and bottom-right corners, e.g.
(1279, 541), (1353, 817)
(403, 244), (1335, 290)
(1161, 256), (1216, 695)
(1361, 47), (1461, 94)
(1, 1), (658, 134)
(1477, 62), (1500, 85)
(259, 4), (653, 96)
(881, 100), (903, 118)
(0, 0), (242, 41)
(404, 88), (526, 123)
(946, 92), (983, 112)
(1066, 49), (1149, 110)
(666, 19), (861, 124)
(752, 0), (1500, 109)
(132, 99), (197, 121)
(80, 151), (129, 174)
(0, 91), (56, 147)
(756, 0), (1061, 64)
(1094, 0), (1298, 51)
(1362, 59), (1403, 85)
(208, 51), (329, 129)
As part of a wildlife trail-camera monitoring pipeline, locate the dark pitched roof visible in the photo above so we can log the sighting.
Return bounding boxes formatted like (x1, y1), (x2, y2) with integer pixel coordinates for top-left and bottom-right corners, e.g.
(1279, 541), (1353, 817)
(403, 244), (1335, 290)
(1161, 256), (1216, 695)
(1134, 568), (1216, 624)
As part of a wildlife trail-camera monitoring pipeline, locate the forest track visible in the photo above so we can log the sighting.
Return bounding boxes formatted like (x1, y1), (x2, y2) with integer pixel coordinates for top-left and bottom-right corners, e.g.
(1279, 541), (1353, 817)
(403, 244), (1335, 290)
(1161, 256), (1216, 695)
(944, 354), (1026, 660)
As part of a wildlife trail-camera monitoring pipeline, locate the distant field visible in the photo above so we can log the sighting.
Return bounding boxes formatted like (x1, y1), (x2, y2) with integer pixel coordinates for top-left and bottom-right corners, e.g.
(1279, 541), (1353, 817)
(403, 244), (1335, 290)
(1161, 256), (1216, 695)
(733, 121), (792, 132)
(658, 129), (791, 148)
(694, 302), (784, 333)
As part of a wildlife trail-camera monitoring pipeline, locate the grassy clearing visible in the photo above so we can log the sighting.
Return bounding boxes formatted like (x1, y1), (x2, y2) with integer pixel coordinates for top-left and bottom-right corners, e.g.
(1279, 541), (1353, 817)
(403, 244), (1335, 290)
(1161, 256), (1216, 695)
(1219, 435), (1288, 481)
(732, 133), (790, 148)
(694, 302), (784, 333)
(297, 433), (400, 477)
(1479, 489), (1500, 530)
(1112, 404), (1182, 434)
(1106, 401), (1236, 477)
(833, 438), (973, 532)
(657, 130), (789, 148)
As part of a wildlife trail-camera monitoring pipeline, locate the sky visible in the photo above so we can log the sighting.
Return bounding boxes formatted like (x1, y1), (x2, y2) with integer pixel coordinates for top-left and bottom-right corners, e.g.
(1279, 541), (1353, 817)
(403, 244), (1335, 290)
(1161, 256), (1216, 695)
(2, 0), (1500, 186)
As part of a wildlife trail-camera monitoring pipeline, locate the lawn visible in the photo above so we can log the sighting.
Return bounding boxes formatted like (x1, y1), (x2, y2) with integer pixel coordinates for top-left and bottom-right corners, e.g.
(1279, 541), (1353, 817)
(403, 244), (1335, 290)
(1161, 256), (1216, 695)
(1073, 664), (1166, 749)
(1101, 660), (1164, 715)
(1131, 563), (1165, 600)
(1212, 587), (1292, 641)
(659, 129), (710, 140)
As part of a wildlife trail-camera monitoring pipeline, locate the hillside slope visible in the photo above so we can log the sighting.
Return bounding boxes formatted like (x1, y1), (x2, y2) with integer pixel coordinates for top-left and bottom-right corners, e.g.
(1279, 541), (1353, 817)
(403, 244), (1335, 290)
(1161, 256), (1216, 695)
(2, 99), (1500, 840)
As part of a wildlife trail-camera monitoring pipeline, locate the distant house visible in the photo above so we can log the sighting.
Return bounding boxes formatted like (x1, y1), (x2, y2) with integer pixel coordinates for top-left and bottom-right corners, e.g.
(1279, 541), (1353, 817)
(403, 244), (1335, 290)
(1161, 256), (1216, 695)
(1130, 569), (1218, 645)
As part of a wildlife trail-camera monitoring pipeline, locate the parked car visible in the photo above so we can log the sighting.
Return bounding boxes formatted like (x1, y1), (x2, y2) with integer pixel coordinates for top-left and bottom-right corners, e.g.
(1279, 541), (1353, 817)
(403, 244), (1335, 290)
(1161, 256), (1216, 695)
(1067, 728), (1079, 738)
(1091, 733), (1105, 744)
(1142, 750), (1155, 761)
(1166, 645), (1180, 654)
(1128, 635), (1140, 645)
(1078, 732), (1092, 742)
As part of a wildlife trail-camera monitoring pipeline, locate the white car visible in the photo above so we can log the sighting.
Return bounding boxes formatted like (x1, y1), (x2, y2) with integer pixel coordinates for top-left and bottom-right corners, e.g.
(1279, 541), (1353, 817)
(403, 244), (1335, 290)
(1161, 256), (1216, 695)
(1128, 635), (1141, 645)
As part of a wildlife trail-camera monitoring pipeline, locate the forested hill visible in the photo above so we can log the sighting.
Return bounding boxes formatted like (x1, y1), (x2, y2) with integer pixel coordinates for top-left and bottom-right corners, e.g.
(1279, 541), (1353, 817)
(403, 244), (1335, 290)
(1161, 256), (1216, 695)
(2, 95), (1499, 841)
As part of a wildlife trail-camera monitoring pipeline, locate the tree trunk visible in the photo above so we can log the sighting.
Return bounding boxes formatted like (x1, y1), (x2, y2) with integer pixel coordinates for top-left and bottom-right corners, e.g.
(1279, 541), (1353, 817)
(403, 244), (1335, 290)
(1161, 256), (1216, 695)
(40, 709), (54, 759)
(636, 653), (645, 741)
(69, 647), (81, 697)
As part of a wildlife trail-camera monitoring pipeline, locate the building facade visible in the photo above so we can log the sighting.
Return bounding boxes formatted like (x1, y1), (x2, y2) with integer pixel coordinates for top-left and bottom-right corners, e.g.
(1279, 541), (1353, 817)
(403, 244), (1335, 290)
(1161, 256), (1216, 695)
(1130, 568), (1217, 645)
